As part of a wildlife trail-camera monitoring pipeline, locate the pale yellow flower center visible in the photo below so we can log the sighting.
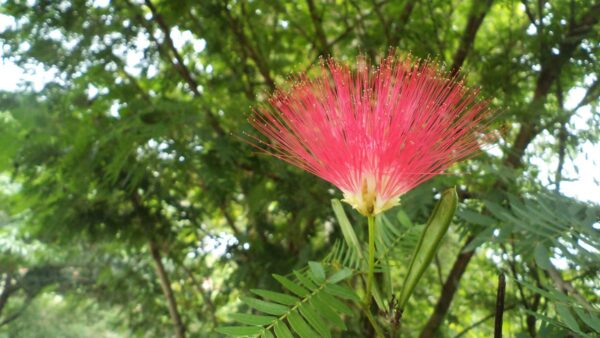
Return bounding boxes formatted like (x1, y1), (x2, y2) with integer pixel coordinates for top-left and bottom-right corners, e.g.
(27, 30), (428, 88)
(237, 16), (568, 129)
(341, 175), (400, 216)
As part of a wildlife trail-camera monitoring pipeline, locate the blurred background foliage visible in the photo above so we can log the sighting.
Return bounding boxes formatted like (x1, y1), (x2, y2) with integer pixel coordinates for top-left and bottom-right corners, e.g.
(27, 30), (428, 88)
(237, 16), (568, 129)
(0, 0), (598, 337)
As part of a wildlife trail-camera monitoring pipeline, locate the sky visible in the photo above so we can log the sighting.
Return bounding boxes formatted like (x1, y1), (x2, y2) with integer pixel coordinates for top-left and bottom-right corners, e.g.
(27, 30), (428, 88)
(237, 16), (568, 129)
(0, 13), (598, 205)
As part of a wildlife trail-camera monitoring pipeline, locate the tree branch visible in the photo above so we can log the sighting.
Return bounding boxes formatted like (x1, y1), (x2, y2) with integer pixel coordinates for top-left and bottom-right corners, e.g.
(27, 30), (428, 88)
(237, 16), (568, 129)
(125, 0), (226, 136)
(505, 2), (600, 168)
(143, 0), (201, 96)
(451, 0), (495, 74)
(526, 264), (543, 337)
(565, 267), (600, 283)
(425, 0), (446, 55)
(494, 273), (506, 338)
(306, 0), (331, 56)
(388, 0), (419, 47)
(173, 258), (217, 328)
(542, 78), (599, 131)
(149, 240), (187, 338)
(555, 79), (567, 192)
(418, 236), (477, 338)
(0, 273), (14, 318)
(547, 267), (595, 312)
(453, 304), (516, 338)
(520, 0), (539, 27)
(222, 4), (276, 91)
(0, 296), (31, 328)
(371, 0), (391, 44)
(308, 3), (384, 66)
(219, 204), (242, 239)
(434, 254), (444, 287)
(503, 242), (531, 312)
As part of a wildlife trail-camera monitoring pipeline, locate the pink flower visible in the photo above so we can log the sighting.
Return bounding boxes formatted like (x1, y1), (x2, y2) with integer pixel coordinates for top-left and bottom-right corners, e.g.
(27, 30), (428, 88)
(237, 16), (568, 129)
(248, 55), (492, 216)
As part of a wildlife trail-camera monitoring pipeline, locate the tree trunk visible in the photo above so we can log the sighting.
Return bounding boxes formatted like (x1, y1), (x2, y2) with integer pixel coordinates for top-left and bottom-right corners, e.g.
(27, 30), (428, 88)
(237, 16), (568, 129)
(0, 273), (12, 318)
(149, 240), (186, 338)
(419, 236), (475, 338)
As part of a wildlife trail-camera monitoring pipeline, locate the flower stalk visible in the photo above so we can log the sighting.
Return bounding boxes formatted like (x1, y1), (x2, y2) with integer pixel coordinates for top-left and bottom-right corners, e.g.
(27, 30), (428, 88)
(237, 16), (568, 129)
(366, 215), (376, 307)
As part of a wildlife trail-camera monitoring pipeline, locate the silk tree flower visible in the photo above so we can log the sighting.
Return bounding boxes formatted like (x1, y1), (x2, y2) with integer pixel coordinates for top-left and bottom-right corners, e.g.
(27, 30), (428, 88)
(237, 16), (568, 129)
(248, 55), (492, 216)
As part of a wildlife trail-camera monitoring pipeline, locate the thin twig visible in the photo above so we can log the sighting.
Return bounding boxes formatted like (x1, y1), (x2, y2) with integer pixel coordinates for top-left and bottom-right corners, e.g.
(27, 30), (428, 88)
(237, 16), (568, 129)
(434, 254), (444, 287)
(494, 273), (506, 338)
(520, 0), (539, 27)
(306, 0), (331, 56)
(547, 267), (596, 311)
(453, 304), (516, 338)
(555, 78), (567, 192)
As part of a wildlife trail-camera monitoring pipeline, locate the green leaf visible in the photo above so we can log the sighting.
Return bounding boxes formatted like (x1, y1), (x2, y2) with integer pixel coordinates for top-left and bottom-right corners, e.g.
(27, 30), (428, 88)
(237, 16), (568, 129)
(371, 278), (387, 310)
(397, 187), (458, 309)
(287, 311), (318, 338)
(273, 274), (309, 297)
(251, 289), (299, 306)
(512, 277), (571, 303)
(216, 326), (263, 336)
(463, 226), (495, 252)
(241, 296), (289, 316)
(324, 284), (360, 302)
(294, 270), (318, 290)
(556, 304), (580, 332)
(458, 208), (496, 226)
(308, 261), (326, 282)
(327, 267), (353, 283)
(396, 209), (413, 228)
(574, 307), (600, 332)
(261, 331), (275, 338)
(381, 257), (393, 300)
(230, 313), (275, 326)
(484, 200), (516, 222)
(273, 321), (294, 338)
(310, 297), (346, 330)
(331, 199), (365, 263)
(523, 309), (584, 335)
(298, 302), (331, 338)
(534, 244), (553, 270)
(317, 292), (353, 316)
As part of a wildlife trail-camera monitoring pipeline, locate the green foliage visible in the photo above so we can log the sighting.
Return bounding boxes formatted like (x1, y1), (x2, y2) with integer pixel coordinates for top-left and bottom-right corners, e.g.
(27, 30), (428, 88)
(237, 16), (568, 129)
(466, 190), (600, 335)
(0, 0), (598, 336)
(217, 263), (357, 338)
(220, 189), (459, 336)
(0, 293), (126, 338)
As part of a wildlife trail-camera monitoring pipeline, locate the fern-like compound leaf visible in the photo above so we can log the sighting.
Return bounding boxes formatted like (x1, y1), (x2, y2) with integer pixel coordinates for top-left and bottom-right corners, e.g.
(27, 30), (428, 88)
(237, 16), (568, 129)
(219, 267), (356, 337)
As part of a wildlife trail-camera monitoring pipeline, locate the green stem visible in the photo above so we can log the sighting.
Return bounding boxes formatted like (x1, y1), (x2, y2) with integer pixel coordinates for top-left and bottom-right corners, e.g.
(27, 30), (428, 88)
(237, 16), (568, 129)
(366, 215), (376, 307)
(362, 216), (384, 336)
(362, 303), (385, 337)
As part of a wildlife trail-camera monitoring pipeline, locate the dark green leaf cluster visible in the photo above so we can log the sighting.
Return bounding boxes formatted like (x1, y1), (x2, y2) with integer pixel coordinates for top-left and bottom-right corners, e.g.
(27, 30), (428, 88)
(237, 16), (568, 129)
(461, 191), (600, 335)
